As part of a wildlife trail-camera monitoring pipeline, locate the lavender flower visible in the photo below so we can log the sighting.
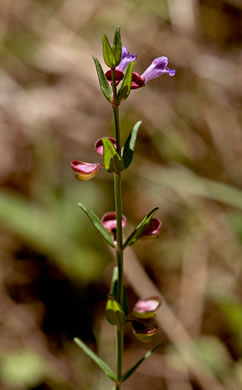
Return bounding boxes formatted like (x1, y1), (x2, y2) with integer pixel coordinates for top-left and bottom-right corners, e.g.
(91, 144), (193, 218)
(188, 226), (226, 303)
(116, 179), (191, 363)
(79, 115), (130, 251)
(116, 46), (137, 72)
(141, 57), (176, 83)
(130, 57), (175, 89)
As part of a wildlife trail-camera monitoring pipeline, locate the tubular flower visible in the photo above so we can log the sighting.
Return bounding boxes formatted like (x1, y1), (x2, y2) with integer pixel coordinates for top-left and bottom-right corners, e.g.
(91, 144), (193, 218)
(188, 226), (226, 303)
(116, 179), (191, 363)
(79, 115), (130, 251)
(116, 46), (137, 72)
(141, 56), (175, 83)
(95, 137), (117, 155)
(142, 218), (162, 238)
(71, 160), (101, 182)
(131, 56), (175, 89)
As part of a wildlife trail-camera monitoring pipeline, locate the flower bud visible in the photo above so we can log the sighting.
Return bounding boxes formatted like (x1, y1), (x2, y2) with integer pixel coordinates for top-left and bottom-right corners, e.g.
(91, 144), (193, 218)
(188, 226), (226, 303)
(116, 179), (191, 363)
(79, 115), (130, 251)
(133, 296), (162, 319)
(95, 137), (117, 155)
(71, 160), (101, 182)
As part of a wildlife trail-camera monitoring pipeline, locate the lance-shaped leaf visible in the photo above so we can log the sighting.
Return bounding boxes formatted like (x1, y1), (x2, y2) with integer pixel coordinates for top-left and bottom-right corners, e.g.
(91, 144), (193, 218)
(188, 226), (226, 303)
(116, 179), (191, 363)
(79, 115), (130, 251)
(121, 343), (162, 382)
(106, 294), (126, 326)
(102, 138), (123, 173)
(118, 61), (135, 102)
(78, 202), (115, 248)
(93, 56), (112, 103)
(112, 25), (122, 66)
(110, 266), (129, 315)
(102, 35), (116, 68)
(74, 338), (116, 382)
(123, 207), (159, 248)
(122, 121), (142, 169)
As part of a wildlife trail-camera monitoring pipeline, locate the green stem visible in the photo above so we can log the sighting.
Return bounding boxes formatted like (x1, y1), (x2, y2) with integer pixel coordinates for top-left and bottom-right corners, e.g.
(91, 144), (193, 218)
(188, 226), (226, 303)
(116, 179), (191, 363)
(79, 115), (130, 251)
(112, 69), (124, 389)
(113, 106), (121, 154)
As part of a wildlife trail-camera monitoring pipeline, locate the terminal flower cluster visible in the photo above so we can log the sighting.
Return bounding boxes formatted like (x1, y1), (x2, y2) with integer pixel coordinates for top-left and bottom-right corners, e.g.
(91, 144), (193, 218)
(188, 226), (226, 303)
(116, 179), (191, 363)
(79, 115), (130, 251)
(106, 46), (175, 89)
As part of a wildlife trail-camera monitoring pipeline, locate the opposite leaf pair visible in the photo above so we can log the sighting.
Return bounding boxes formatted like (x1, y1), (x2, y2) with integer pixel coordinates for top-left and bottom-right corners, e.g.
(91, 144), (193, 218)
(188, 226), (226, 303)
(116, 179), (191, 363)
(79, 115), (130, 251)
(106, 266), (161, 343)
(78, 203), (161, 249)
(101, 211), (162, 246)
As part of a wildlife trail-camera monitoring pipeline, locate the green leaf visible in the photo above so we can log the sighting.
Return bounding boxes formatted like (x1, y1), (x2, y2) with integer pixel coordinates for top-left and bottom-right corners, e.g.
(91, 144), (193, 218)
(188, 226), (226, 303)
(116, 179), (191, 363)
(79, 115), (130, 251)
(106, 294), (126, 326)
(123, 207), (159, 248)
(122, 121), (142, 169)
(118, 61), (135, 102)
(121, 343), (162, 382)
(78, 202), (115, 248)
(102, 35), (116, 68)
(102, 138), (123, 173)
(74, 338), (116, 382)
(112, 25), (122, 66)
(93, 56), (112, 103)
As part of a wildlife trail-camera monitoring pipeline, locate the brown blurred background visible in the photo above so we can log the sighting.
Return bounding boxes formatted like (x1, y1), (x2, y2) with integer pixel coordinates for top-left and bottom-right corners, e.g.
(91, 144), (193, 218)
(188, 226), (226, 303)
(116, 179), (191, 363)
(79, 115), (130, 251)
(0, 0), (242, 389)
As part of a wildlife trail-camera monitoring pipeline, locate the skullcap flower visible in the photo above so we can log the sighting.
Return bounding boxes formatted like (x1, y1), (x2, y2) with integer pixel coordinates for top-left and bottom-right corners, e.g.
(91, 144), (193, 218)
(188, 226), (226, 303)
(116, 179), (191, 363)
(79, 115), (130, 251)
(105, 47), (136, 85)
(141, 57), (176, 83)
(116, 46), (137, 72)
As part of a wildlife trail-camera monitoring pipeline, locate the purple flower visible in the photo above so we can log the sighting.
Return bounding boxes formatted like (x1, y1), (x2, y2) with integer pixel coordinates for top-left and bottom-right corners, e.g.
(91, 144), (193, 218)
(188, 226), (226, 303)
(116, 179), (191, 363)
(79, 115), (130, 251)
(116, 46), (137, 72)
(141, 57), (176, 84)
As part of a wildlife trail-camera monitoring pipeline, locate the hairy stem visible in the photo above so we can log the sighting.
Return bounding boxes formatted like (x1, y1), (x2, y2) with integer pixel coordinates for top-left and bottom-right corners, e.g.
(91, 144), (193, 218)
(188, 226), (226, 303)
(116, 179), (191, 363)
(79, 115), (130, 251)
(112, 69), (124, 389)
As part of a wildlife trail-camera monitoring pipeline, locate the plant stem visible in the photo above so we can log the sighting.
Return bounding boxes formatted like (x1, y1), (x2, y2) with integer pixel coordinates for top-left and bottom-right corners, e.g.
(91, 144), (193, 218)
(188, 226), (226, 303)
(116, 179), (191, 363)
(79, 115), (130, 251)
(112, 69), (124, 389)
(113, 106), (121, 154)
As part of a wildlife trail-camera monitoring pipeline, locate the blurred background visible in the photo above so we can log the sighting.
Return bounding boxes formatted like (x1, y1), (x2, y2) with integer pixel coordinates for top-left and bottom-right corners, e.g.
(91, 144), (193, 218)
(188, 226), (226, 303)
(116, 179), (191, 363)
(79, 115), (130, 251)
(0, 0), (242, 389)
